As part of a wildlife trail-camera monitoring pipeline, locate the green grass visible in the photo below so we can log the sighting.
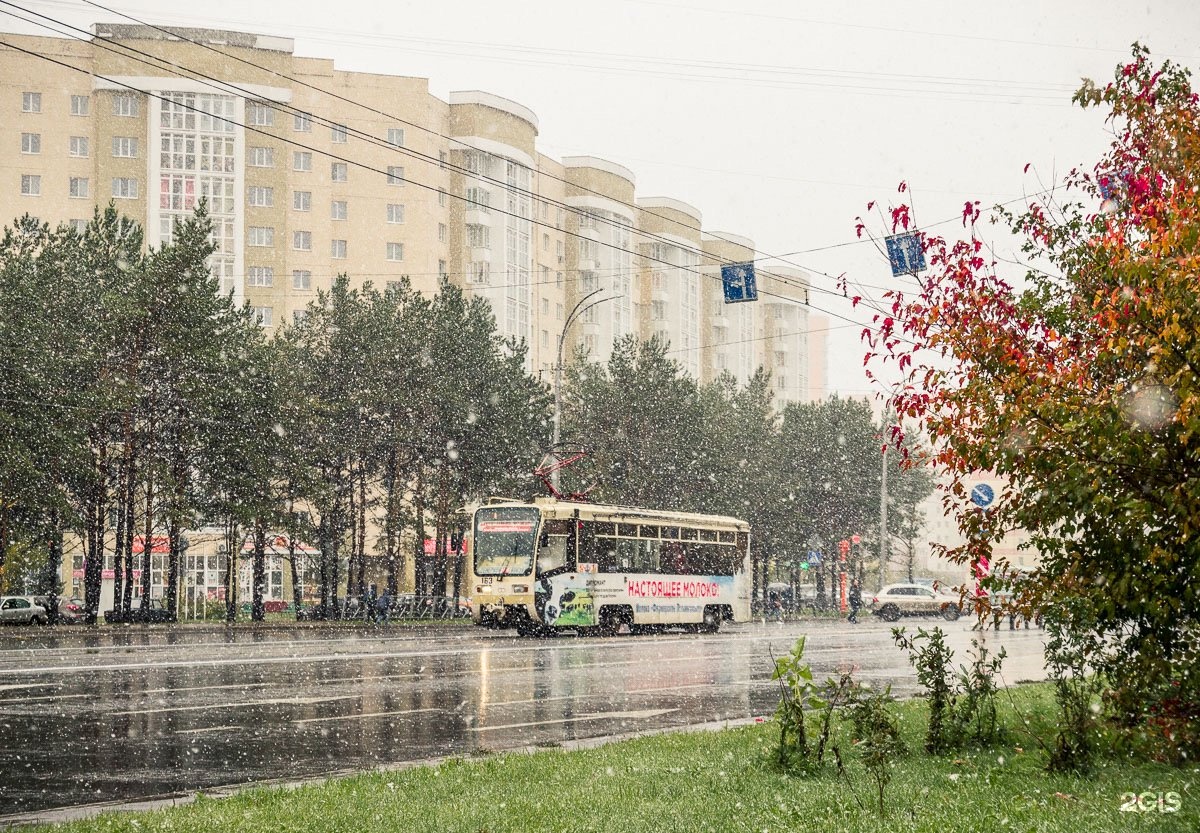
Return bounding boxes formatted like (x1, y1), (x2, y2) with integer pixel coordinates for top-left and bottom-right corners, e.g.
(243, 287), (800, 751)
(33, 685), (1200, 832)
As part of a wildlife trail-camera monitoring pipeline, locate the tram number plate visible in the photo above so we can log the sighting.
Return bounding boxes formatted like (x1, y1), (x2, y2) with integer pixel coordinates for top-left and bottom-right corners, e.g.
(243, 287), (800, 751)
(482, 577), (493, 585)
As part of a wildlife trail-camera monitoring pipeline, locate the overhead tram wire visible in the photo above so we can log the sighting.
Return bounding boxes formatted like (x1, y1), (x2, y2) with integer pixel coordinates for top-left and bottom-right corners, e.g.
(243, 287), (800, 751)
(0, 9), (915, 346)
(61, 0), (878, 302)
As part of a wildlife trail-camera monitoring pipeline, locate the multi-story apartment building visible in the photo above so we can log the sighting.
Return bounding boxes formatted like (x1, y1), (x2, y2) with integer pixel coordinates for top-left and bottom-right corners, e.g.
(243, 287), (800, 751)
(1, 22), (821, 391)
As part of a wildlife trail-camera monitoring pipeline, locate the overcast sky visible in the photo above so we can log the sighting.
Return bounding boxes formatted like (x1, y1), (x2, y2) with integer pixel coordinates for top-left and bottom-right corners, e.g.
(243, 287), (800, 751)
(5, 0), (1199, 398)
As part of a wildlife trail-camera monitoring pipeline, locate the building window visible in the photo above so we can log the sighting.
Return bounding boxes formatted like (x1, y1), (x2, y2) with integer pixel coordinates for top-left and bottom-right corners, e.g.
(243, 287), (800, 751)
(293, 151), (312, 171)
(437, 223), (446, 243)
(111, 177), (138, 199)
(293, 111), (312, 132)
(112, 94), (138, 117)
(69, 177), (89, 198)
(112, 137), (139, 158)
(386, 204), (404, 224)
(22, 92), (41, 113)
(70, 95), (89, 116)
(249, 146), (274, 167)
(466, 224), (489, 248)
(248, 186), (274, 207)
(386, 166), (404, 186)
(438, 259), (447, 278)
(252, 306), (273, 327)
(387, 128), (405, 147)
(69, 136), (88, 157)
(20, 174), (40, 196)
(469, 261), (489, 284)
(20, 133), (40, 154)
(437, 188), (446, 207)
(331, 239), (347, 259)
(292, 310), (307, 325)
(463, 150), (484, 174)
(465, 187), (489, 211)
(439, 150), (447, 168)
(292, 270), (312, 290)
(331, 123), (348, 143)
(542, 232), (549, 250)
(330, 200), (347, 221)
(69, 219), (88, 233)
(386, 242), (404, 261)
(541, 330), (549, 349)
(248, 226), (275, 247)
(248, 266), (274, 287)
(247, 102), (274, 126)
(331, 162), (347, 182)
(293, 231), (312, 251)
(293, 190), (311, 212)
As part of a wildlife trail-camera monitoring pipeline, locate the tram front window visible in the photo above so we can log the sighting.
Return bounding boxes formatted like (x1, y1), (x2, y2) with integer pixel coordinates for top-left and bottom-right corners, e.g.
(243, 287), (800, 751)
(474, 507), (538, 577)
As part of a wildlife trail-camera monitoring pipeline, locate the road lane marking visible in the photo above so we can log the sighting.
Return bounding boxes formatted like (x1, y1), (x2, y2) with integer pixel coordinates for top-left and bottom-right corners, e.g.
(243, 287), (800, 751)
(175, 725), (242, 735)
(293, 707), (442, 725)
(476, 707), (678, 732)
(112, 694), (361, 716)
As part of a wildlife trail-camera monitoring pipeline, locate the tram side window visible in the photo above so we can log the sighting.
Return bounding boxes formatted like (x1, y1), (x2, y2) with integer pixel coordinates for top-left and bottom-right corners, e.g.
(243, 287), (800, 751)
(636, 539), (661, 572)
(537, 519), (574, 575)
(595, 535), (620, 573)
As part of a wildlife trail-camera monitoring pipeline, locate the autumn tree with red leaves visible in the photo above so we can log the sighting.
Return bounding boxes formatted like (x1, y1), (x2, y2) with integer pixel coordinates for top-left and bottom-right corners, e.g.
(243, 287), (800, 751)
(859, 45), (1200, 755)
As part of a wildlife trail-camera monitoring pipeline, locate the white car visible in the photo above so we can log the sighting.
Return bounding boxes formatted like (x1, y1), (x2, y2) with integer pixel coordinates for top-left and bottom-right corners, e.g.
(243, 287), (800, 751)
(0, 596), (49, 625)
(868, 583), (965, 622)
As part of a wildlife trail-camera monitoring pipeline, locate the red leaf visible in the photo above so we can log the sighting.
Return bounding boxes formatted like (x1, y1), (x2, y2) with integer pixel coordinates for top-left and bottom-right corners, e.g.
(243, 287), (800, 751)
(898, 181), (908, 193)
(1023, 162), (1031, 174)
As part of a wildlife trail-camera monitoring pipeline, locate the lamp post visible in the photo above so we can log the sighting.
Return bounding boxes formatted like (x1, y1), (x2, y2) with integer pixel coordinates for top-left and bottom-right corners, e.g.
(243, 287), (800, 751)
(552, 288), (616, 491)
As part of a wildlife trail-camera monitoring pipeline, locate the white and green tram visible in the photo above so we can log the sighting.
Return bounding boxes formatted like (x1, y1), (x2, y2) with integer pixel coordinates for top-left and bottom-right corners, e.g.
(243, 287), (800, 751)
(470, 498), (751, 636)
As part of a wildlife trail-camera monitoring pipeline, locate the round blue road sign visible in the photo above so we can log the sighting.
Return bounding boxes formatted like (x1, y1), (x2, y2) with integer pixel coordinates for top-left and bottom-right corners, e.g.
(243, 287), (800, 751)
(970, 483), (995, 508)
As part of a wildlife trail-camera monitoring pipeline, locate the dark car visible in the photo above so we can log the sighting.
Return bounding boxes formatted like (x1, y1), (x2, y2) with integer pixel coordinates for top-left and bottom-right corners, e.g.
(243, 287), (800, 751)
(33, 595), (86, 624)
(104, 598), (175, 624)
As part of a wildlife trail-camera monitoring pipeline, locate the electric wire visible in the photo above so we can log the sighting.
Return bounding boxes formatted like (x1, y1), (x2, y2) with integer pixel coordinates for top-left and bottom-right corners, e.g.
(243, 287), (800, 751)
(0, 5), (923, 345)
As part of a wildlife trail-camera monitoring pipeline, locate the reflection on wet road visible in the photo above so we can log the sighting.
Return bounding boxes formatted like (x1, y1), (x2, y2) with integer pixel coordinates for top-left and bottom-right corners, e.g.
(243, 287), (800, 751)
(0, 620), (1045, 817)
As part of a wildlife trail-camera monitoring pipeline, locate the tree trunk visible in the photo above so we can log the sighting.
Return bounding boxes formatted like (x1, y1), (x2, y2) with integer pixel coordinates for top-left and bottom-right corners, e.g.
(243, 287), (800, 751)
(83, 438), (108, 624)
(44, 509), (63, 625)
(166, 518), (180, 620)
(384, 447), (400, 596)
(224, 515), (238, 623)
(252, 515), (266, 622)
(140, 435), (154, 617)
(356, 464), (367, 601)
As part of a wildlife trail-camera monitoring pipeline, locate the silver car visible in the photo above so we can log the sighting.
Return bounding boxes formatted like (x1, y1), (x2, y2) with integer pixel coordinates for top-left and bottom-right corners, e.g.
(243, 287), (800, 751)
(868, 583), (965, 622)
(0, 596), (49, 625)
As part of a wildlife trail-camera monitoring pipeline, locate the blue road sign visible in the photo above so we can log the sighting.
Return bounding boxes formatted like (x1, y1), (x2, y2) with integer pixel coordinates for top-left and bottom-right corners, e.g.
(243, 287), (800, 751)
(885, 231), (926, 276)
(970, 483), (995, 508)
(807, 551), (821, 565)
(721, 262), (758, 303)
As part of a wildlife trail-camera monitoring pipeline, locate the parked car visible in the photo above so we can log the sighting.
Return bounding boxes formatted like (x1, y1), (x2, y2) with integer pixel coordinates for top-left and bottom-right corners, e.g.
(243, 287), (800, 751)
(32, 596), (86, 624)
(104, 597), (175, 624)
(0, 596), (49, 625)
(868, 583), (965, 622)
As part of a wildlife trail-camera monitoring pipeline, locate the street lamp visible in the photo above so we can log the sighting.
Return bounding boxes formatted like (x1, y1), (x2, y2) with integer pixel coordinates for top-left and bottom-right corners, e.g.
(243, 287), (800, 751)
(552, 288), (617, 492)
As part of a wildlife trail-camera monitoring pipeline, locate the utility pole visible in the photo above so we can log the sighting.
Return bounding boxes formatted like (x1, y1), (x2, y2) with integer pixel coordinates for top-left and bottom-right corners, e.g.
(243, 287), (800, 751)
(552, 289), (615, 492)
(878, 443), (888, 590)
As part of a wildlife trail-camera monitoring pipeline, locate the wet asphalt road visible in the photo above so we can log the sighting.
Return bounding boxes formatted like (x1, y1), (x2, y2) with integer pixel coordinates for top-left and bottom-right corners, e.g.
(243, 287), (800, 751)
(0, 618), (1046, 819)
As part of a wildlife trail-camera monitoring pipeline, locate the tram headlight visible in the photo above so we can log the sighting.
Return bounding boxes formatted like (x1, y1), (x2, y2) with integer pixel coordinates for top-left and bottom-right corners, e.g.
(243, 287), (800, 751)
(511, 584), (529, 594)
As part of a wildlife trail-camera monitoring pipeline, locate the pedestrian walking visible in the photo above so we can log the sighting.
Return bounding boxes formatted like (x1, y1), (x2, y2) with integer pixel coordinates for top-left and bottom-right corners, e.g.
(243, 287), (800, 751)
(770, 592), (784, 624)
(375, 588), (392, 626)
(847, 580), (863, 624)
